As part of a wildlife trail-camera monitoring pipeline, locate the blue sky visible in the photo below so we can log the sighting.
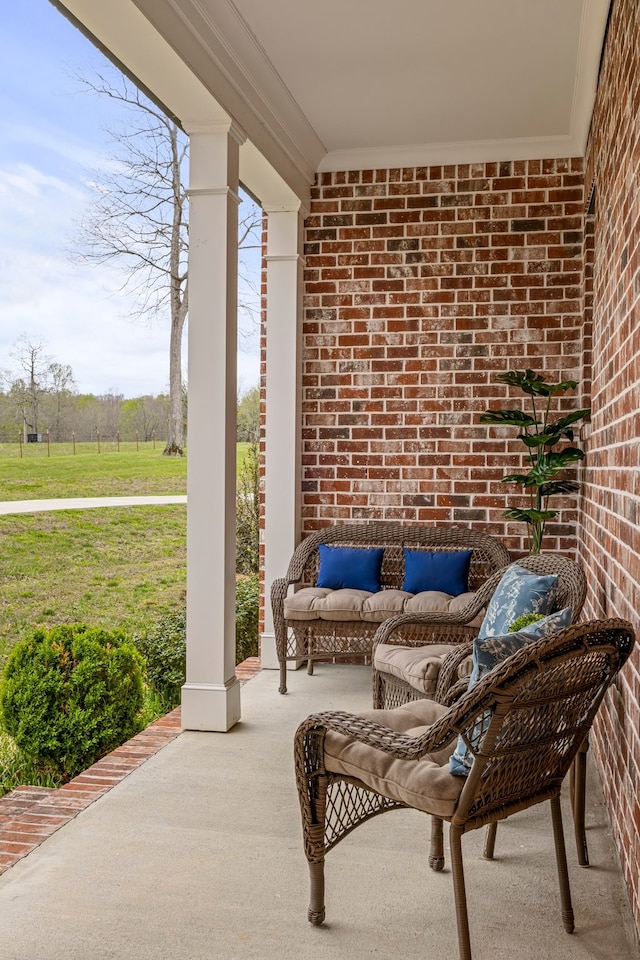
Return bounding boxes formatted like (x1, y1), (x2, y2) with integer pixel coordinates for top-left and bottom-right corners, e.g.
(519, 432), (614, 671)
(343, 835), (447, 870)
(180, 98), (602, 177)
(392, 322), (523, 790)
(0, 0), (260, 397)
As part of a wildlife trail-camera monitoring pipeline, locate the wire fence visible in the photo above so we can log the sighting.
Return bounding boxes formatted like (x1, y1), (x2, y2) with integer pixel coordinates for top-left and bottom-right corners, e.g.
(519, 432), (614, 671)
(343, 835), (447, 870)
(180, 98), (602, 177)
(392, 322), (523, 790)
(1, 433), (166, 458)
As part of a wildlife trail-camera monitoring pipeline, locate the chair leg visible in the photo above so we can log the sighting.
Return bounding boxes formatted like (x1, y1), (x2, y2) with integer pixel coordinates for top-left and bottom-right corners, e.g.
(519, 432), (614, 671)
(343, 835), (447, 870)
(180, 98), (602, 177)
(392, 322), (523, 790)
(483, 822), (497, 860)
(308, 860), (326, 925)
(429, 816), (445, 871)
(449, 824), (472, 960)
(307, 658), (315, 675)
(570, 739), (589, 866)
(279, 660), (288, 695)
(550, 795), (575, 934)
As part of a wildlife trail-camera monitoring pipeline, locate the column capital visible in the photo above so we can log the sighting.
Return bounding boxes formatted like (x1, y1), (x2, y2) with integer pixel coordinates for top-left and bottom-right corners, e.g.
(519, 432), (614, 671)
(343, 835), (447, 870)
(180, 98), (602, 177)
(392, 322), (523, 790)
(263, 201), (308, 217)
(187, 186), (242, 206)
(183, 117), (247, 146)
(264, 253), (306, 265)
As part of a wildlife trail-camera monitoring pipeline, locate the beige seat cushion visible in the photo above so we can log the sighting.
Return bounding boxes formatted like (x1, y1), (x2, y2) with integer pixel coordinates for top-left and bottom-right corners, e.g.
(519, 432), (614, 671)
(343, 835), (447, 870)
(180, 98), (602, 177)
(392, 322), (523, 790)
(312, 588), (374, 622)
(405, 591), (483, 627)
(362, 590), (411, 621)
(373, 643), (459, 696)
(324, 699), (462, 817)
(284, 587), (482, 624)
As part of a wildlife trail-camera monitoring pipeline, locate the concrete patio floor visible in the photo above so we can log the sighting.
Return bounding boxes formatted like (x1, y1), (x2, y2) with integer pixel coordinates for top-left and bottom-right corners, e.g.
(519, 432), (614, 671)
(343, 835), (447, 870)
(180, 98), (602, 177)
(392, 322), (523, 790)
(0, 662), (637, 960)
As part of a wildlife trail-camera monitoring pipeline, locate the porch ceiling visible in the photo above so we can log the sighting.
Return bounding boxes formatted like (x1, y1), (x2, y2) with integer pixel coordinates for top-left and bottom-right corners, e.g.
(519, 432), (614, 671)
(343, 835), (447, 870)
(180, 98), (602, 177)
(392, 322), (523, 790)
(53, 0), (610, 206)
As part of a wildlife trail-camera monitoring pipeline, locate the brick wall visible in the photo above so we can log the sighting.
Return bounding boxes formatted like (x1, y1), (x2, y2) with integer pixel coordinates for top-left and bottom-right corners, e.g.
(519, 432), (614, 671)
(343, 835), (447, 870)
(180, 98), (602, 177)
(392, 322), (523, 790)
(581, 0), (640, 932)
(302, 159), (586, 554)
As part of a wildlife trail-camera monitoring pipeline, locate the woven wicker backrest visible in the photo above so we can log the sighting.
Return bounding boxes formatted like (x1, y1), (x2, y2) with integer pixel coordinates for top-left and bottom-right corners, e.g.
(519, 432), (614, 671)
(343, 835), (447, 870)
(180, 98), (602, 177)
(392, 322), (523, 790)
(450, 619), (635, 828)
(289, 522), (511, 592)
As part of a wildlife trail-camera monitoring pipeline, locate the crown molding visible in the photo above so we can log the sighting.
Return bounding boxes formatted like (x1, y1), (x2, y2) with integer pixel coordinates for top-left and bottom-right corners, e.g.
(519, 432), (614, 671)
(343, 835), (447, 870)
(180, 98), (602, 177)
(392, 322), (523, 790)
(317, 134), (585, 174)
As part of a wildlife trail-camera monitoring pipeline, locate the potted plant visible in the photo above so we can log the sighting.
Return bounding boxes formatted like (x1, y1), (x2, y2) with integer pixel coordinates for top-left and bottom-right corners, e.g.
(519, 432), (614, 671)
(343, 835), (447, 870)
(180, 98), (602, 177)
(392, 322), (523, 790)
(480, 369), (590, 554)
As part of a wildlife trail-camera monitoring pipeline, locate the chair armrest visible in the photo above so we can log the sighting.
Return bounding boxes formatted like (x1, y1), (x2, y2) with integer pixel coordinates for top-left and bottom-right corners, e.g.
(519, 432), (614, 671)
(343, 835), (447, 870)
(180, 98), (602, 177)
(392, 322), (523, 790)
(270, 576), (301, 664)
(433, 641), (475, 705)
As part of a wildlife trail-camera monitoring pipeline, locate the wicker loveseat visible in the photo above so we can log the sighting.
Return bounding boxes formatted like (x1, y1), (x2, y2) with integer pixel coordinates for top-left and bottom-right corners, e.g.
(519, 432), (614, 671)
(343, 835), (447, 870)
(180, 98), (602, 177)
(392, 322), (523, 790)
(271, 522), (511, 694)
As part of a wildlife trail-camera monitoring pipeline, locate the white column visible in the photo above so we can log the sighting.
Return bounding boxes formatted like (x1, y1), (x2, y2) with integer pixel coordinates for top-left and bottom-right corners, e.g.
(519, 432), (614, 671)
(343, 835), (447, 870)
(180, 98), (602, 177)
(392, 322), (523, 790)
(260, 205), (305, 669)
(181, 120), (245, 730)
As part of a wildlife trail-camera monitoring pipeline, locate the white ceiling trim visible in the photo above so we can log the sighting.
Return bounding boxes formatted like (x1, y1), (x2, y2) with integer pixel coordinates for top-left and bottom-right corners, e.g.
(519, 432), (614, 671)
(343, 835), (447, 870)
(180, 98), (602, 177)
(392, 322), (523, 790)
(568, 0), (611, 153)
(132, 0), (323, 192)
(318, 134), (583, 174)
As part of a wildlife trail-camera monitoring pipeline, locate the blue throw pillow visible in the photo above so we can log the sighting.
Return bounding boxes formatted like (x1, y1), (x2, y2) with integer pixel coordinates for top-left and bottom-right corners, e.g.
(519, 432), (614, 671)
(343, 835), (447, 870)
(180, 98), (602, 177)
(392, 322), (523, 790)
(316, 544), (384, 593)
(477, 562), (558, 639)
(402, 549), (472, 596)
(449, 606), (572, 776)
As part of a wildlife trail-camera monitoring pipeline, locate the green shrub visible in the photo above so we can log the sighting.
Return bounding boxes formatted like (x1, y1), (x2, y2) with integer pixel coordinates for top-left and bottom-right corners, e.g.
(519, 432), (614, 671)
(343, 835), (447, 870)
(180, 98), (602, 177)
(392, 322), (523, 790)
(137, 575), (260, 708)
(236, 442), (260, 575)
(0, 624), (145, 781)
(0, 731), (62, 797)
(135, 610), (186, 710)
(236, 574), (259, 662)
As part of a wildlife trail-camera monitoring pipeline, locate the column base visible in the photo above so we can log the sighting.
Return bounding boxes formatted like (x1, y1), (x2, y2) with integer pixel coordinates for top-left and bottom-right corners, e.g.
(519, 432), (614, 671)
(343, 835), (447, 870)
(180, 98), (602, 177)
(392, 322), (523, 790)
(180, 678), (241, 731)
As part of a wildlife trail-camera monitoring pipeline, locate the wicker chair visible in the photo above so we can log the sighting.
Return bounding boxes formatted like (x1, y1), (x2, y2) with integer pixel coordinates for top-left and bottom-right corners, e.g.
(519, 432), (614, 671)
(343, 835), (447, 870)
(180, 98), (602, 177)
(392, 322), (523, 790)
(371, 554), (591, 864)
(271, 522), (511, 694)
(294, 619), (635, 960)
(372, 554), (588, 711)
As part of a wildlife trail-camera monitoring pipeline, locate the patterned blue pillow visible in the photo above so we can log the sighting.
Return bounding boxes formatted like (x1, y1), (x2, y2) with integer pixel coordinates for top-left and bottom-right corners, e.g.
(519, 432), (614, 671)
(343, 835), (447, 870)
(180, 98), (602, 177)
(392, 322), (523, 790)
(449, 606), (572, 776)
(316, 544), (384, 593)
(478, 562), (558, 639)
(402, 549), (472, 596)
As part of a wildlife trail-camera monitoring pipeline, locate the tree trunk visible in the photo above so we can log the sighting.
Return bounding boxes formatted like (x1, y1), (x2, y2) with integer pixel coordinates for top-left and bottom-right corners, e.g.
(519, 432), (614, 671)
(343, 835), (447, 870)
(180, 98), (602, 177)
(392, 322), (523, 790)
(163, 296), (187, 456)
(163, 122), (188, 458)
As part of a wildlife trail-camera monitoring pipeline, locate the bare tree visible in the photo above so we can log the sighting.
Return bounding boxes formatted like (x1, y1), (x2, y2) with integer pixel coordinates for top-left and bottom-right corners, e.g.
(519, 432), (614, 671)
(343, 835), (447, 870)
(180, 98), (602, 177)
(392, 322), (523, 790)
(7, 337), (78, 442)
(42, 362), (77, 440)
(72, 71), (262, 456)
(72, 72), (187, 455)
(10, 336), (53, 441)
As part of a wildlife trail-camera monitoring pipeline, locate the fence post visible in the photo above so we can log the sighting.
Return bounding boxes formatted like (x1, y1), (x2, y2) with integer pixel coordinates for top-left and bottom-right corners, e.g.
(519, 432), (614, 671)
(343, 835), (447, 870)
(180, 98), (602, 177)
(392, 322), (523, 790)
(46, 430), (50, 457)
(72, 431), (76, 455)
(19, 432), (23, 458)
(97, 430), (101, 454)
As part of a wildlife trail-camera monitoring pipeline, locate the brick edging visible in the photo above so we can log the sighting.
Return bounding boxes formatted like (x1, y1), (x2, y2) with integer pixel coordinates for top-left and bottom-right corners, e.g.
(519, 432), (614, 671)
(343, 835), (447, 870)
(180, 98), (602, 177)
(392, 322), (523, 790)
(0, 658), (261, 875)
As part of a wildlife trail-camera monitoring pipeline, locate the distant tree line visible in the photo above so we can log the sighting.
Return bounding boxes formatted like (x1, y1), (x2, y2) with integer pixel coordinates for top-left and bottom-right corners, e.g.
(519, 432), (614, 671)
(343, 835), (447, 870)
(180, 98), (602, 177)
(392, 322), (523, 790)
(0, 337), (259, 445)
(0, 384), (174, 445)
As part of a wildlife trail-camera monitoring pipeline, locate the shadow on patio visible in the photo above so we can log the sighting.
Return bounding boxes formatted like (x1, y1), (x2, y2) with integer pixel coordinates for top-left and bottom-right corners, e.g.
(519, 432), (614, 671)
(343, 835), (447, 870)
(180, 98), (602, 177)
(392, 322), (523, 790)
(0, 663), (636, 960)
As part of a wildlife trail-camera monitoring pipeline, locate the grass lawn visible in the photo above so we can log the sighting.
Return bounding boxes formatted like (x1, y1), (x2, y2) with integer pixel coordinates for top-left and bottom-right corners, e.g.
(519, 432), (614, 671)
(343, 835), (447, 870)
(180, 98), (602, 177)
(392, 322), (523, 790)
(0, 441), (251, 499)
(0, 506), (186, 666)
(0, 442), (254, 661)
(0, 442), (255, 795)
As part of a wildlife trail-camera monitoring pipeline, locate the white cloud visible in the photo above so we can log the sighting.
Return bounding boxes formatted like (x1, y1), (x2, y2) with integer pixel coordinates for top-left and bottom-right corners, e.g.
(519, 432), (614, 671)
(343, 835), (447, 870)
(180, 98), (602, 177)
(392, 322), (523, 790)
(0, 6), (261, 400)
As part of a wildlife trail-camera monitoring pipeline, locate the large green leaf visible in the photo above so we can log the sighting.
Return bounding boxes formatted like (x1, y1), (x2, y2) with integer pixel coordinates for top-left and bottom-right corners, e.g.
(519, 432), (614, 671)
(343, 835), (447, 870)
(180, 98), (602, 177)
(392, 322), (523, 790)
(546, 447), (585, 468)
(501, 473), (536, 486)
(547, 409), (591, 433)
(544, 379), (579, 396)
(504, 507), (558, 523)
(519, 432), (563, 448)
(495, 369), (580, 398)
(522, 462), (558, 485)
(479, 409), (539, 427)
(496, 369), (548, 395)
(539, 479), (580, 497)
